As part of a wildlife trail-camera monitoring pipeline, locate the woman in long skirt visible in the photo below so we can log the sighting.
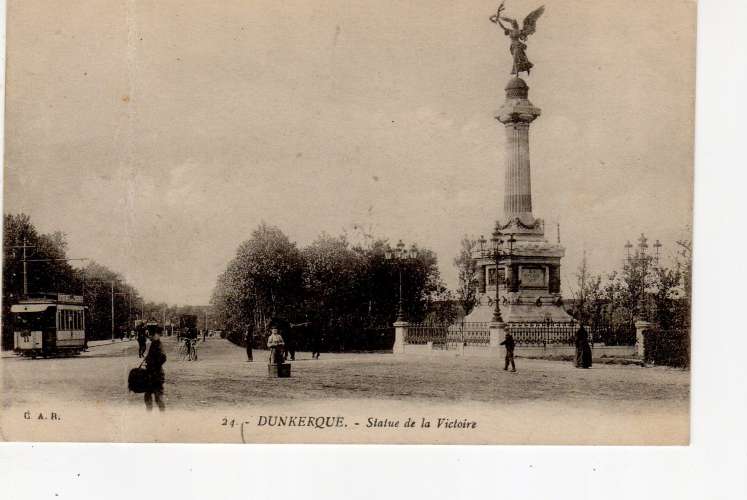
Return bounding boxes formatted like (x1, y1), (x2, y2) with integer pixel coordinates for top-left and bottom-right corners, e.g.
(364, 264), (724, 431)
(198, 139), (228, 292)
(575, 325), (593, 369)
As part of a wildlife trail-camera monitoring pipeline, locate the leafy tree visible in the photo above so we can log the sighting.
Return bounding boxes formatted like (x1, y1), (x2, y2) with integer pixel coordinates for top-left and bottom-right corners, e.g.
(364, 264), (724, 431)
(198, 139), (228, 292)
(674, 237), (692, 327)
(210, 223), (304, 342)
(650, 265), (682, 330)
(453, 236), (479, 316)
(79, 261), (143, 340)
(570, 252), (604, 326)
(302, 234), (368, 350)
(210, 226), (448, 351)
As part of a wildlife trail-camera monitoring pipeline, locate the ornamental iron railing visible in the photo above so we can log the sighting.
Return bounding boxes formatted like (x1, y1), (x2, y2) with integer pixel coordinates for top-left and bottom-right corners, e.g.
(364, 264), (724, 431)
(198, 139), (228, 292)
(405, 322), (490, 349)
(403, 320), (636, 350)
(505, 320), (579, 347)
(405, 323), (450, 345)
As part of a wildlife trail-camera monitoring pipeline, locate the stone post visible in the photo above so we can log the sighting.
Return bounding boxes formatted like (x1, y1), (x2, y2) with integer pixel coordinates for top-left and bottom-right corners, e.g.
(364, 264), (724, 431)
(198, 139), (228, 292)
(393, 321), (409, 355)
(489, 321), (507, 351)
(635, 320), (653, 358)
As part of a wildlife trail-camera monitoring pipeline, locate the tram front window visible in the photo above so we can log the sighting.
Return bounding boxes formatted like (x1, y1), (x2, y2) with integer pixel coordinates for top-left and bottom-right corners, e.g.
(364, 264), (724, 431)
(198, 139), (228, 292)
(13, 310), (54, 330)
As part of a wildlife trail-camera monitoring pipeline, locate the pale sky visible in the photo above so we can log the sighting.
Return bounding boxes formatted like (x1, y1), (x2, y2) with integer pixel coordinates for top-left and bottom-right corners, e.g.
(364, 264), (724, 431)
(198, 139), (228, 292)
(4, 0), (695, 305)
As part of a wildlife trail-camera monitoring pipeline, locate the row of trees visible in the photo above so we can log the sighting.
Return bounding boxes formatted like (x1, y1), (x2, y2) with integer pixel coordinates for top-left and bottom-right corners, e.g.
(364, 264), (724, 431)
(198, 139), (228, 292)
(568, 237), (692, 367)
(2, 213), (198, 349)
(210, 224), (452, 350)
(569, 238), (692, 333)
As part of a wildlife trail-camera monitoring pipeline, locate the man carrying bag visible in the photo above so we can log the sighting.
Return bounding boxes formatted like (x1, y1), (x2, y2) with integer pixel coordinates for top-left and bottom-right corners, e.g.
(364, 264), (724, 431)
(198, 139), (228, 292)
(143, 330), (167, 411)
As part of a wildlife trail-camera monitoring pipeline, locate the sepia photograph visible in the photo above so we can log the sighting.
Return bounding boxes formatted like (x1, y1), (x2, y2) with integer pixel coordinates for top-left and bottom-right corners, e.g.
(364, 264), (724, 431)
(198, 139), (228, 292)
(1, 0), (695, 445)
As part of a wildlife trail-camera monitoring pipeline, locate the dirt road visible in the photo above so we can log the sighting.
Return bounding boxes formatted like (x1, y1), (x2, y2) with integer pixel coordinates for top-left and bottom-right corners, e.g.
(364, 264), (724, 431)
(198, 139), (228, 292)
(1, 337), (689, 444)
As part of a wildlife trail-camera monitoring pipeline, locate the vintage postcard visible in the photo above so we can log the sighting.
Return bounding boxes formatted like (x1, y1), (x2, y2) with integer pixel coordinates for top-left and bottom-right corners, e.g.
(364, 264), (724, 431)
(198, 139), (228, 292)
(1, 0), (694, 444)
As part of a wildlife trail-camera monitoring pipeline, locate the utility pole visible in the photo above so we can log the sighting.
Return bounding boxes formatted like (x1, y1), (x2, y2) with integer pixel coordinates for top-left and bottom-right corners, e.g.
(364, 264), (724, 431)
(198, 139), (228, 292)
(111, 281), (115, 341)
(7, 239), (86, 297)
(22, 238), (29, 296)
(7, 238), (36, 296)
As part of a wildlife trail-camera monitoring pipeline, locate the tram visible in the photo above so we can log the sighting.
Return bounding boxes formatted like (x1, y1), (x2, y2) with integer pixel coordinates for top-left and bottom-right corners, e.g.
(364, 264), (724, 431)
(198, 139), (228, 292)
(12, 293), (86, 357)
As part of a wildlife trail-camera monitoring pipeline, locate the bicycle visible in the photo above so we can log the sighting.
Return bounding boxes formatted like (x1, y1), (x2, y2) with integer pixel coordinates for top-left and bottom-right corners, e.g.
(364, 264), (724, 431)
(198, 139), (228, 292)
(178, 337), (198, 361)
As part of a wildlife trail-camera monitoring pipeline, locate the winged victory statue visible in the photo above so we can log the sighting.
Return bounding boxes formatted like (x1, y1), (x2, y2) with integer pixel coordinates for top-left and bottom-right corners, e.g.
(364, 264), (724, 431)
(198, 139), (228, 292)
(489, 2), (545, 76)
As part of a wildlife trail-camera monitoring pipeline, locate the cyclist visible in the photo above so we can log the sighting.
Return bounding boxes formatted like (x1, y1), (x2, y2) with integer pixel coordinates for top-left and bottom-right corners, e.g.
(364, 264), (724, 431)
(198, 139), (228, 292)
(183, 325), (199, 360)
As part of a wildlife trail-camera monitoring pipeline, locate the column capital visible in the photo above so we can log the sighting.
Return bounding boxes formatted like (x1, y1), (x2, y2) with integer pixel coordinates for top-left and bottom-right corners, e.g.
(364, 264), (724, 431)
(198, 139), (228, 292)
(496, 105), (541, 125)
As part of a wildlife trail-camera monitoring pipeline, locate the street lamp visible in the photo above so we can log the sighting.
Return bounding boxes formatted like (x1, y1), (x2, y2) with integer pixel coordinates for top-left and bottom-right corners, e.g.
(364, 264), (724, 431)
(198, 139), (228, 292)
(624, 233), (663, 320)
(384, 240), (418, 322)
(624, 240), (633, 261)
(653, 239), (662, 264)
(478, 235), (487, 256)
(487, 222), (516, 323)
(637, 233), (649, 255)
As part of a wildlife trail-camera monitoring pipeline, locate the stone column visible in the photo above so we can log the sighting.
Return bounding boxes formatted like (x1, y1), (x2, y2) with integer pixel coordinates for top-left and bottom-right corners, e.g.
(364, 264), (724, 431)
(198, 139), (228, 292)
(503, 122), (533, 217)
(393, 320), (409, 355)
(496, 77), (541, 224)
(635, 320), (653, 358)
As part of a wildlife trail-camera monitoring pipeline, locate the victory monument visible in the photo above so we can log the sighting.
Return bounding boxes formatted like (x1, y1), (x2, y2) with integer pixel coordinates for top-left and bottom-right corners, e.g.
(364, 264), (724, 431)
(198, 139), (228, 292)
(464, 2), (573, 324)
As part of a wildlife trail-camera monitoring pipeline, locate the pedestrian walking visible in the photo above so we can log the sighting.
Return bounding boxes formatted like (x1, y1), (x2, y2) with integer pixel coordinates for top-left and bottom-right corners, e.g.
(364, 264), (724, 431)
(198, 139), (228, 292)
(143, 330), (166, 412)
(245, 327), (253, 362)
(575, 325), (593, 368)
(500, 331), (516, 372)
(136, 323), (147, 358)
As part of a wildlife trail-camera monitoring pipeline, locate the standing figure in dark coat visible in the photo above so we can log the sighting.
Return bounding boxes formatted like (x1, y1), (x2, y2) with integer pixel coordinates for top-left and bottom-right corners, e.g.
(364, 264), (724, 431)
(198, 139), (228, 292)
(136, 323), (147, 358)
(245, 326), (253, 362)
(575, 325), (593, 369)
(500, 332), (516, 372)
(144, 331), (166, 411)
(310, 327), (322, 360)
(284, 327), (296, 361)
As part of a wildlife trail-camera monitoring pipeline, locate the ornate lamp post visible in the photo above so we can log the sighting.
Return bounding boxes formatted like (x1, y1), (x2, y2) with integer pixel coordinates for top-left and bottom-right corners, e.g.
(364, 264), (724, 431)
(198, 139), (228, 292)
(653, 239), (662, 264)
(624, 233), (665, 321)
(487, 222), (516, 323)
(384, 240), (418, 322)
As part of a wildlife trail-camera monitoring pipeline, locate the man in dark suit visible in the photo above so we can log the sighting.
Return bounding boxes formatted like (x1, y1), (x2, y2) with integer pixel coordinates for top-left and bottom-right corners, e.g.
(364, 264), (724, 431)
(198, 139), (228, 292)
(500, 332), (516, 372)
(144, 330), (166, 411)
(136, 322), (147, 358)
